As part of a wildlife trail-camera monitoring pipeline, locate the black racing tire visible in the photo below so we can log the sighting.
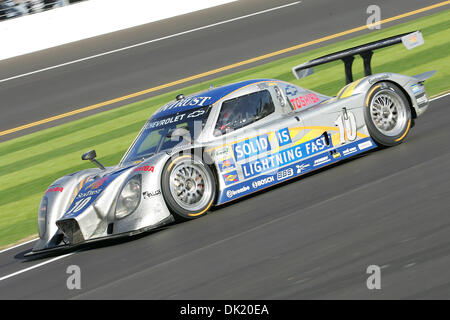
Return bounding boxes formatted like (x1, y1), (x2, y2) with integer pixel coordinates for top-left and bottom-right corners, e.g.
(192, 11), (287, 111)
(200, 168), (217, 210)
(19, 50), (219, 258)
(162, 153), (216, 221)
(364, 81), (412, 147)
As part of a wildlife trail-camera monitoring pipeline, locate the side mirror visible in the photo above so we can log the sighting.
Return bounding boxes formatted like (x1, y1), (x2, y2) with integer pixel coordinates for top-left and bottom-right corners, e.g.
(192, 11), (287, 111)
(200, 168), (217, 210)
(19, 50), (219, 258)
(82, 149), (105, 170)
(82, 149), (97, 161)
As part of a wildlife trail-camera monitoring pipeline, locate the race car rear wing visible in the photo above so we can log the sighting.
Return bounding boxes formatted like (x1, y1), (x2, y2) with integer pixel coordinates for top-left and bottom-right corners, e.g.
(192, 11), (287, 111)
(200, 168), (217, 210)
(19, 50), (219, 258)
(292, 31), (424, 84)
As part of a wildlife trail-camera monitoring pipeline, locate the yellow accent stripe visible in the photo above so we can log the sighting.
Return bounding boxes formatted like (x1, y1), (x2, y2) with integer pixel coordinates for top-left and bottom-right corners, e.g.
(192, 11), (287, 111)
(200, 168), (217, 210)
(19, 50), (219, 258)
(395, 119), (411, 142)
(2, 1), (449, 138)
(336, 85), (347, 99)
(298, 126), (368, 138)
(293, 129), (324, 145)
(331, 133), (341, 147)
(188, 199), (214, 217)
(167, 155), (192, 171)
(366, 85), (381, 106)
(69, 176), (89, 205)
(340, 78), (364, 99)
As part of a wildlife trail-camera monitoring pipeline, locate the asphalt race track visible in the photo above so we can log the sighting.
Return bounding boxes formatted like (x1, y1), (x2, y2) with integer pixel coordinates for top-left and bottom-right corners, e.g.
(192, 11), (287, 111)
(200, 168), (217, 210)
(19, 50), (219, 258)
(1, 0), (450, 299)
(0, 0), (444, 140)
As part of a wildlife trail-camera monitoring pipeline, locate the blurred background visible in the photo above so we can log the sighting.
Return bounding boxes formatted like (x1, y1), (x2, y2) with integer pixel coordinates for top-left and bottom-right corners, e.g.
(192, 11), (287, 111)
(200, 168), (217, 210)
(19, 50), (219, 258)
(0, 0), (85, 20)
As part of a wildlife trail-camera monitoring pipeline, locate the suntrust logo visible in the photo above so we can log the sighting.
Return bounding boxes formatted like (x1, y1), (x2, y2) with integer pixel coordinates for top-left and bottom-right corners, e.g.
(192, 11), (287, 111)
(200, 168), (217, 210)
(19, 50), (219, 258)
(226, 186), (250, 198)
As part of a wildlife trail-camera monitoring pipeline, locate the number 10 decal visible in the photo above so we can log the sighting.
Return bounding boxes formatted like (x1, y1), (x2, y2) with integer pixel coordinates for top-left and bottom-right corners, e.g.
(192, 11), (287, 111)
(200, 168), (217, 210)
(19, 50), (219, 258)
(335, 109), (357, 144)
(67, 197), (91, 215)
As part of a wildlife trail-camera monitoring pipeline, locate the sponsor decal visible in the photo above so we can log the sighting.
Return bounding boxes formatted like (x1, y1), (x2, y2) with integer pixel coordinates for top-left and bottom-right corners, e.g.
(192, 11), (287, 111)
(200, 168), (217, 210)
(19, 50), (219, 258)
(218, 158), (236, 172)
(402, 31), (424, 50)
(411, 83), (423, 95)
(358, 141), (373, 150)
(277, 168), (294, 181)
(368, 74), (390, 84)
(223, 171), (239, 185)
(342, 147), (357, 156)
(214, 146), (231, 161)
(76, 189), (102, 199)
(134, 165), (155, 173)
(46, 186), (63, 193)
(218, 137), (377, 204)
(296, 163), (310, 174)
(314, 156), (331, 167)
(233, 134), (271, 162)
(241, 135), (331, 178)
(285, 84), (299, 96)
(147, 106), (209, 129)
(146, 114), (186, 129)
(143, 190), (161, 199)
(187, 109), (206, 118)
(156, 96), (212, 114)
(276, 128), (292, 147)
(226, 186), (250, 198)
(252, 176), (275, 189)
(290, 93), (320, 110)
(86, 176), (108, 190)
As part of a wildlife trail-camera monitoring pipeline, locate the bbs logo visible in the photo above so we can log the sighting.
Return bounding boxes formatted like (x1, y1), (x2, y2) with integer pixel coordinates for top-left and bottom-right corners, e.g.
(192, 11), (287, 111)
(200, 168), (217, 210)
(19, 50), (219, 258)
(277, 168), (294, 181)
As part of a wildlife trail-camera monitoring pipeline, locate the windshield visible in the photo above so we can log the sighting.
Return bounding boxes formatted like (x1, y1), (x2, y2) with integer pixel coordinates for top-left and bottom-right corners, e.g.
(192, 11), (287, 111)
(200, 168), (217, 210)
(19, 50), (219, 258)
(121, 105), (211, 164)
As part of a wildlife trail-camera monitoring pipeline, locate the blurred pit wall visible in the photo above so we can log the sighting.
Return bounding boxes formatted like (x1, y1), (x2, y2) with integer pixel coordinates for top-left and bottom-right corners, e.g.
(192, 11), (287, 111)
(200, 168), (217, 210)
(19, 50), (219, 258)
(0, 0), (236, 61)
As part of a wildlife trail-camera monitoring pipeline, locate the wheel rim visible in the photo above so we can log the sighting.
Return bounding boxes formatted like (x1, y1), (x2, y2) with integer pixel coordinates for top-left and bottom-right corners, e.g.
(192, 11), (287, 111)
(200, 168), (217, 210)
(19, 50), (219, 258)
(370, 89), (408, 137)
(169, 159), (212, 212)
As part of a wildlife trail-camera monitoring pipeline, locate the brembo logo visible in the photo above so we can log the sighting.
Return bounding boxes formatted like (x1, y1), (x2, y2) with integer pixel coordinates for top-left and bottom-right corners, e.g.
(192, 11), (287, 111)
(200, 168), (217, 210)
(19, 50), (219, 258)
(226, 186), (250, 198)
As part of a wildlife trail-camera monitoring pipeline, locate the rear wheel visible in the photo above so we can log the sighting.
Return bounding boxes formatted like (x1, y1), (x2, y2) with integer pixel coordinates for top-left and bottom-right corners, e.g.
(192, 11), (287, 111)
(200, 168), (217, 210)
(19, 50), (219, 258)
(364, 82), (412, 147)
(162, 154), (216, 221)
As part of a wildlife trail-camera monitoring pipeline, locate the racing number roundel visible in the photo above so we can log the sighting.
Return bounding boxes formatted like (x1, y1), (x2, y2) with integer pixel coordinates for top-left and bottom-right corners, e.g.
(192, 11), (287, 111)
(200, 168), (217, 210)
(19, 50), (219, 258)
(335, 110), (357, 144)
(66, 197), (91, 215)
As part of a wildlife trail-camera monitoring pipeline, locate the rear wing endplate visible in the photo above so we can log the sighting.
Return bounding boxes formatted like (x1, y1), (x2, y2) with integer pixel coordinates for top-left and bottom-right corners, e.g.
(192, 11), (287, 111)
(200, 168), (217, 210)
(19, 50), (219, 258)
(413, 70), (436, 83)
(292, 31), (424, 84)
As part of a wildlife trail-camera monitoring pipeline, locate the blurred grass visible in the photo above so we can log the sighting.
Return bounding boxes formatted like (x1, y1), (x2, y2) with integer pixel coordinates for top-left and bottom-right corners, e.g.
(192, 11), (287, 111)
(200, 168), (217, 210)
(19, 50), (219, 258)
(0, 10), (449, 248)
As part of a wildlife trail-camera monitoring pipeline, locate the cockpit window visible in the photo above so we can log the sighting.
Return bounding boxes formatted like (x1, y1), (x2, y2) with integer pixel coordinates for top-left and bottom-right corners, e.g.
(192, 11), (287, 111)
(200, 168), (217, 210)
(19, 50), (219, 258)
(214, 90), (275, 136)
(121, 106), (211, 164)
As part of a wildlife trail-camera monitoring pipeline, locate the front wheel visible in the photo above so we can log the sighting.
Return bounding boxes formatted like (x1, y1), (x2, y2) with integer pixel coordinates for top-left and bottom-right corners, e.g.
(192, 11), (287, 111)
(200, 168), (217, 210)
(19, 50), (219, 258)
(364, 82), (412, 147)
(161, 154), (216, 221)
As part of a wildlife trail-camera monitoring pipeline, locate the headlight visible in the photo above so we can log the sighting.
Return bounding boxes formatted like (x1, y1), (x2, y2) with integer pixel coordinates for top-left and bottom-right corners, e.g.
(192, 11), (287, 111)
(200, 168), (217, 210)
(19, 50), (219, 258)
(38, 196), (48, 238)
(115, 175), (141, 219)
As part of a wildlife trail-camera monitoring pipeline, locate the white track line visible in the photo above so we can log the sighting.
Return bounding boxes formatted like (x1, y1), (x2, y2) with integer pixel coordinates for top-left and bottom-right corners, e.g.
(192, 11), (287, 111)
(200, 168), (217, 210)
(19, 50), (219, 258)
(0, 238), (37, 254)
(430, 92), (450, 101)
(0, 253), (74, 282)
(0, 1), (302, 84)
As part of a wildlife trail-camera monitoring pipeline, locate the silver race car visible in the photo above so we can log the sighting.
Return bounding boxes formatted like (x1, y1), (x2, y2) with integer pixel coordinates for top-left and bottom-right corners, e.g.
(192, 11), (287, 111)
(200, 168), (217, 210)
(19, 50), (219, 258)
(30, 31), (434, 255)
